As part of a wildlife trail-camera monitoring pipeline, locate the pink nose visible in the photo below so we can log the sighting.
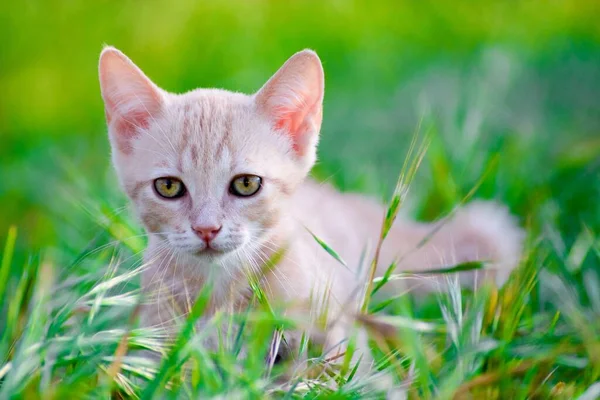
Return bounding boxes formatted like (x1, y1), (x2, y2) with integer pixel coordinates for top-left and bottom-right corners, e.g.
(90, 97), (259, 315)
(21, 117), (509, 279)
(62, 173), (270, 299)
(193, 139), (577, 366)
(192, 225), (222, 242)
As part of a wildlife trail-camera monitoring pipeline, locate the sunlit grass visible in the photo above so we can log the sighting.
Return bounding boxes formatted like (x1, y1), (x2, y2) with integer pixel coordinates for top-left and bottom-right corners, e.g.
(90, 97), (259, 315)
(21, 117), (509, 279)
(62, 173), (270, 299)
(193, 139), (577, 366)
(1, 126), (599, 398)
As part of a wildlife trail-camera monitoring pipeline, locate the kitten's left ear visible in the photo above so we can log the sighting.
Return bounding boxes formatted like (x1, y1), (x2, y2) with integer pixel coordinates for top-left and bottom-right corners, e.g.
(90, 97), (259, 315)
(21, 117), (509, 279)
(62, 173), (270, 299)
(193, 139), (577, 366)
(255, 50), (324, 162)
(99, 46), (164, 154)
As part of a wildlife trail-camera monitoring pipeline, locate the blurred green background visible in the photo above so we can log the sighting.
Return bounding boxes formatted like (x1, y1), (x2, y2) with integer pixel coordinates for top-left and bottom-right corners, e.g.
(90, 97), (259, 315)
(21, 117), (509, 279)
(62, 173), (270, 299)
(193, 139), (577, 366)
(1, 0), (600, 258)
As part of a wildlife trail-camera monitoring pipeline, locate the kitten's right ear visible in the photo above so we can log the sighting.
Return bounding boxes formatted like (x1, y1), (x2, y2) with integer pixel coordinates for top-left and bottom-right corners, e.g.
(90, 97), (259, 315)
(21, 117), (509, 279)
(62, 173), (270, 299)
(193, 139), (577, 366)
(255, 50), (324, 164)
(98, 46), (163, 153)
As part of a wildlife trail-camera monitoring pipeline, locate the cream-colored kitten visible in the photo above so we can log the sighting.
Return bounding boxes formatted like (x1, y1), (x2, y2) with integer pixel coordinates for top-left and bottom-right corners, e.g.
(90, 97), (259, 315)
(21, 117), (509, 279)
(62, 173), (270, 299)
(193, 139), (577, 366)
(98, 47), (523, 366)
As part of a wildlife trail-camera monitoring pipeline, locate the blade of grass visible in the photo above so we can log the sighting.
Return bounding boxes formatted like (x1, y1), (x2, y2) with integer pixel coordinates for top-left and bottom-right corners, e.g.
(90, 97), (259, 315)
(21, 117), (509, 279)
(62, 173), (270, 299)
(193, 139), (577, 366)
(362, 129), (430, 312)
(0, 226), (17, 309)
(306, 228), (348, 269)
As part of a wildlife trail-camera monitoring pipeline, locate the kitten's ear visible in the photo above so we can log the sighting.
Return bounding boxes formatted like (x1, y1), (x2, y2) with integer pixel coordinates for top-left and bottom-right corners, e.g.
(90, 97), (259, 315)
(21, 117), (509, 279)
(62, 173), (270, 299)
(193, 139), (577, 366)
(255, 50), (324, 160)
(98, 46), (163, 152)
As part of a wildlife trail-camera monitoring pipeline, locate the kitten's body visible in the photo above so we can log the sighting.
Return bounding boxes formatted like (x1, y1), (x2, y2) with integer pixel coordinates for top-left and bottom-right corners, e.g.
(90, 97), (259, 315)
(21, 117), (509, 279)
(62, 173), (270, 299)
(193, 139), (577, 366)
(141, 178), (521, 352)
(98, 48), (523, 365)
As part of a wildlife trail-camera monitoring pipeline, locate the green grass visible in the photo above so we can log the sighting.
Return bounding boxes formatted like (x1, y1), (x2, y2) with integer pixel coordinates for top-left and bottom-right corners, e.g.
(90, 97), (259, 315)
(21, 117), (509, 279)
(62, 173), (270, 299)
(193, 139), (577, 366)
(1, 130), (599, 398)
(1, 0), (600, 398)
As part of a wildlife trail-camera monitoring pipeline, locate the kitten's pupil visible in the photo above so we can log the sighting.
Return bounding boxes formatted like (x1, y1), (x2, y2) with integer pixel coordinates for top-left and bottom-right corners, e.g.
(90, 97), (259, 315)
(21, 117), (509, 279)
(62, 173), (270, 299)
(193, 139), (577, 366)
(165, 179), (172, 190)
(243, 177), (249, 187)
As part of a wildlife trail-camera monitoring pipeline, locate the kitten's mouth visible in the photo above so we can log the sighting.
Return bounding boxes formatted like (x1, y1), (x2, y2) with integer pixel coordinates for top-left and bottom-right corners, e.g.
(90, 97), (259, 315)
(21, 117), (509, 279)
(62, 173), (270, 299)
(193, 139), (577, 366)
(201, 247), (220, 254)
(194, 245), (226, 257)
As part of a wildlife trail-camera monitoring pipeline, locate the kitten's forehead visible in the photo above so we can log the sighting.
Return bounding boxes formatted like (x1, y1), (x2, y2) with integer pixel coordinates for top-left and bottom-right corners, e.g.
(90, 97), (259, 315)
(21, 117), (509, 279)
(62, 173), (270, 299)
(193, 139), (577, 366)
(135, 88), (300, 195)
(169, 90), (251, 169)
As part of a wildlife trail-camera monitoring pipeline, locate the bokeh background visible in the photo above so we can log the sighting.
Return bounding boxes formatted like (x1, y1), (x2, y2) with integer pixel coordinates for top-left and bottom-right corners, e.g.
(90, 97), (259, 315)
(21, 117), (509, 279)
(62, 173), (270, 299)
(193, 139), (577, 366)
(2, 0), (600, 261)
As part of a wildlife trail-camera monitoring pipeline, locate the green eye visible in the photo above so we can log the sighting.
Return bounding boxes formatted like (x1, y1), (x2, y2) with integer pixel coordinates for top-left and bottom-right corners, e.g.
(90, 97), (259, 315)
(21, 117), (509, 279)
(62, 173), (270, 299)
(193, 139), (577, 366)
(154, 177), (186, 199)
(230, 175), (262, 197)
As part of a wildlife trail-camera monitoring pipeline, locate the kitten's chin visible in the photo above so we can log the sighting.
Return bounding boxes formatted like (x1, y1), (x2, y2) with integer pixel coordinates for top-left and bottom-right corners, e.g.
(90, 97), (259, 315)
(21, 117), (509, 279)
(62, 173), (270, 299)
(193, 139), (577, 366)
(194, 247), (225, 259)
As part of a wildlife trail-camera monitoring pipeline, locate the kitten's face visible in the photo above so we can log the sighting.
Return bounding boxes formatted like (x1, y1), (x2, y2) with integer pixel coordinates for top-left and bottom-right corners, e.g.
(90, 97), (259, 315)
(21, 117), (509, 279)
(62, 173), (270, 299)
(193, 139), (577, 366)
(114, 93), (304, 259)
(99, 48), (324, 263)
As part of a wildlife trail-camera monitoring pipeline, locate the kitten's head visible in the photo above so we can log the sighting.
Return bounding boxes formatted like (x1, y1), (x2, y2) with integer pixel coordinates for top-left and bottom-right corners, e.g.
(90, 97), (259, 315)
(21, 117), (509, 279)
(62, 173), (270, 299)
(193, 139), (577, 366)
(99, 47), (324, 261)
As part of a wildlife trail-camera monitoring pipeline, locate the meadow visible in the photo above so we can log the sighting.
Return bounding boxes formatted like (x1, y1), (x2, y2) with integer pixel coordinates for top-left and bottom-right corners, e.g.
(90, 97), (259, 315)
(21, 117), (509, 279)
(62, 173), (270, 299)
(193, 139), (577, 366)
(1, 1), (600, 398)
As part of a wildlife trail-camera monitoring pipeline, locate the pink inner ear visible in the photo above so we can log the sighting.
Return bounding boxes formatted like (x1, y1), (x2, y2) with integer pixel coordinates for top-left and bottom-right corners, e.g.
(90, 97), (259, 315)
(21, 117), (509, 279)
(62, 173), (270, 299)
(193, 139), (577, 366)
(111, 109), (153, 154)
(102, 83), (162, 154)
(272, 90), (323, 156)
(273, 107), (303, 150)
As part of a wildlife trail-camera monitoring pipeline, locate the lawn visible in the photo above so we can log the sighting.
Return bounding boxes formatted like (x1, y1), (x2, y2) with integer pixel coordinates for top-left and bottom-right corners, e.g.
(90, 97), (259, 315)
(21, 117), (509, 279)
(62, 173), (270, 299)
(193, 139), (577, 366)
(1, 1), (600, 398)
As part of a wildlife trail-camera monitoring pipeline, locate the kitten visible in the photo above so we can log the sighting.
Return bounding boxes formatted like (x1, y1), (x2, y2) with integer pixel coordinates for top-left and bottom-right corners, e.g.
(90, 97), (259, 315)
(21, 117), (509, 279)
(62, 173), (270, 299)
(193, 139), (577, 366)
(98, 47), (523, 368)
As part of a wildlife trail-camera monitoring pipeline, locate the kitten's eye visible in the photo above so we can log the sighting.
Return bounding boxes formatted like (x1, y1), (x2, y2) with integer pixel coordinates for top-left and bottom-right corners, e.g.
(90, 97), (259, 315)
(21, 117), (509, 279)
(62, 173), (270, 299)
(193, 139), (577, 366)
(154, 177), (186, 199)
(230, 175), (262, 197)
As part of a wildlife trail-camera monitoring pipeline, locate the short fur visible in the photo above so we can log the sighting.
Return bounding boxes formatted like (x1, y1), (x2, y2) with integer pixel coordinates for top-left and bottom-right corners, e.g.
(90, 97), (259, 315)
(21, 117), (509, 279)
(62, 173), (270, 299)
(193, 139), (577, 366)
(98, 47), (524, 366)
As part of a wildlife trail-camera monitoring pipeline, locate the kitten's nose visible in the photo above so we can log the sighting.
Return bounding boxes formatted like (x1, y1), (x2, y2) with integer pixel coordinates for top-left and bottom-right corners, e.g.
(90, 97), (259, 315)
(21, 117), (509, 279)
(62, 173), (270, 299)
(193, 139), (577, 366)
(192, 225), (222, 242)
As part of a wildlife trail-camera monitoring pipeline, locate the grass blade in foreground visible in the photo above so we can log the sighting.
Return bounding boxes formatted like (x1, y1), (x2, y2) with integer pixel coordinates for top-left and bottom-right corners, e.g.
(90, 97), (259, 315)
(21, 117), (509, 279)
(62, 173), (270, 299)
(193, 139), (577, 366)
(362, 129), (430, 312)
